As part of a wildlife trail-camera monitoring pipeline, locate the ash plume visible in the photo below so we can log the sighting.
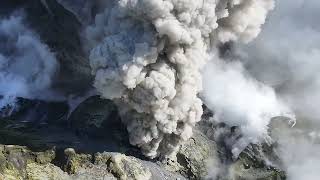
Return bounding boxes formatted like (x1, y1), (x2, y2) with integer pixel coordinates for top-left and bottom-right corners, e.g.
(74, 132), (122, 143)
(86, 0), (277, 159)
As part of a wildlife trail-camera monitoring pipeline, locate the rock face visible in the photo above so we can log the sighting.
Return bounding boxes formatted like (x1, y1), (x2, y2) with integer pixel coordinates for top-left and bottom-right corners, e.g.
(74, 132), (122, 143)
(232, 143), (285, 179)
(69, 96), (122, 138)
(95, 152), (152, 180)
(176, 130), (218, 179)
(0, 145), (186, 180)
(0, 97), (287, 180)
(26, 163), (71, 180)
(0, 0), (92, 95)
(54, 0), (94, 24)
(0, 145), (56, 180)
(26, 0), (93, 94)
(196, 116), (286, 180)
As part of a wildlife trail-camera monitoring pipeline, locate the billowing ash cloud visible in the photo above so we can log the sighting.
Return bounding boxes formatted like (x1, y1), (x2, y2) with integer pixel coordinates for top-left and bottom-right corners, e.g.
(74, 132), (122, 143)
(86, 0), (276, 159)
(0, 14), (58, 113)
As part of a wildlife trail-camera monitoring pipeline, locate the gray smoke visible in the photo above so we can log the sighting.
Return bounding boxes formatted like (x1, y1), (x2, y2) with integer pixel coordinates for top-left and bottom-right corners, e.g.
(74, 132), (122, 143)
(85, 0), (276, 159)
(0, 14), (59, 113)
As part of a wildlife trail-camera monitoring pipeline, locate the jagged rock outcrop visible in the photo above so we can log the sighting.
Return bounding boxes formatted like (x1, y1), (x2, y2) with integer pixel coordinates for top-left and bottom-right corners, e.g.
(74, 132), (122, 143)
(0, 145), (186, 180)
(26, 163), (71, 180)
(95, 152), (152, 180)
(197, 114), (286, 180)
(0, 97), (287, 180)
(0, 145), (56, 179)
(69, 96), (122, 138)
(175, 130), (218, 179)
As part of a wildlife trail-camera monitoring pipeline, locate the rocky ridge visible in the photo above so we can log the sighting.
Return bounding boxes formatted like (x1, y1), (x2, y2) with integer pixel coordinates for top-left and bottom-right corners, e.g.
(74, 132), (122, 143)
(0, 96), (286, 179)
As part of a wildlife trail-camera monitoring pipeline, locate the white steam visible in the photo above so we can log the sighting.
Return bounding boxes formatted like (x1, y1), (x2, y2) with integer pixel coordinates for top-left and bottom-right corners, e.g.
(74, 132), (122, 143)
(237, 0), (320, 178)
(202, 58), (294, 156)
(86, 0), (276, 159)
(239, 0), (320, 124)
(271, 121), (320, 180)
(0, 14), (58, 112)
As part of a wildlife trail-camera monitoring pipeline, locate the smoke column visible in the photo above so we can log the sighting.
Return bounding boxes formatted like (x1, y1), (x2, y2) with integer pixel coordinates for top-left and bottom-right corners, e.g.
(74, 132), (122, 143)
(0, 14), (58, 114)
(86, 0), (277, 159)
